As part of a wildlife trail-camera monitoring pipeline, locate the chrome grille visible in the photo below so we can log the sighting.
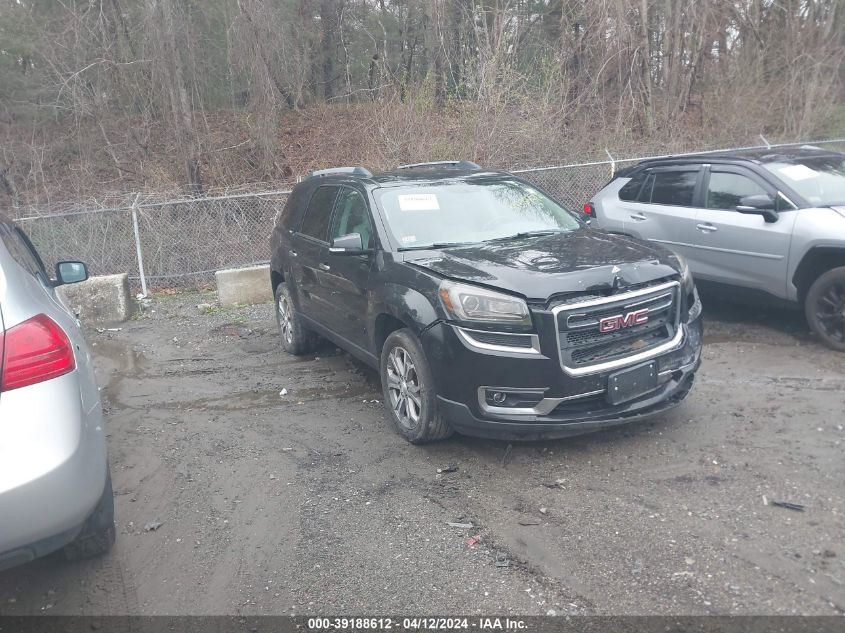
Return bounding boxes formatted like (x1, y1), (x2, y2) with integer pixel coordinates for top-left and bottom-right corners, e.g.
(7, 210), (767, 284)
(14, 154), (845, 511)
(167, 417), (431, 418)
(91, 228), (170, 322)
(553, 281), (682, 375)
(469, 331), (535, 348)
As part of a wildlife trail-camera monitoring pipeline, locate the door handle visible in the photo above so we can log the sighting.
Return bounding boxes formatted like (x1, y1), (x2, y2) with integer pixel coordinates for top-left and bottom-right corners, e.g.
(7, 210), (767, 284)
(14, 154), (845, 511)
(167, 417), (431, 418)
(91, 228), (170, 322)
(630, 213), (647, 221)
(696, 223), (718, 233)
(318, 263), (331, 272)
(289, 250), (297, 257)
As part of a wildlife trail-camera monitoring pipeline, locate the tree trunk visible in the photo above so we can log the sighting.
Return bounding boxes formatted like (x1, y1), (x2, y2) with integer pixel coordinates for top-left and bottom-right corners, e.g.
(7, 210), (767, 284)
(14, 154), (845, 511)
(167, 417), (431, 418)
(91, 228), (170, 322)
(319, 0), (338, 100)
(639, 0), (655, 133)
(159, 0), (202, 193)
(425, 0), (446, 109)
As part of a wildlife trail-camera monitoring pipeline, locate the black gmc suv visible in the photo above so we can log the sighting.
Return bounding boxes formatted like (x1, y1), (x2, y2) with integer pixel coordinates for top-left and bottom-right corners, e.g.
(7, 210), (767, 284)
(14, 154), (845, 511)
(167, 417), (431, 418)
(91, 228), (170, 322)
(269, 161), (703, 443)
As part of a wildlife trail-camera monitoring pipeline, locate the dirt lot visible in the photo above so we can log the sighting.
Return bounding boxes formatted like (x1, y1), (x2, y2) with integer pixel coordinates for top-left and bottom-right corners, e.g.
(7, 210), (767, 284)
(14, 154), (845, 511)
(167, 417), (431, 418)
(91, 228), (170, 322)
(0, 291), (843, 616)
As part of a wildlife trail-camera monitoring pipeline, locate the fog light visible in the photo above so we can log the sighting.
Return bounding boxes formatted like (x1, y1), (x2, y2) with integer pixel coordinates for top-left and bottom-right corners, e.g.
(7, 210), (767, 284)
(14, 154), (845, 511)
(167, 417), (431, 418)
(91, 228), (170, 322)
(483, 388), (545, 409)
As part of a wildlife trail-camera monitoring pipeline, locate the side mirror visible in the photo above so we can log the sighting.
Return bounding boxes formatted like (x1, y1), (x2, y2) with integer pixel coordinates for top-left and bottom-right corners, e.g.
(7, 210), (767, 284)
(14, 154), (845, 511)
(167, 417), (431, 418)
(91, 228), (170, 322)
(55, 261), (89, 285)
(329, 233), (368, 255)
(737, 194), (778, 223)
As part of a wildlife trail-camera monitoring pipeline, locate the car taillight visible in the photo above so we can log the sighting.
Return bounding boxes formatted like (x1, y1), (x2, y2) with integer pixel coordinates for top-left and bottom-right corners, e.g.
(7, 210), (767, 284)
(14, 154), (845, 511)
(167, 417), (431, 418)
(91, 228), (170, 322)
(0, 314), (76, 392)
(583, 202), (596, 217)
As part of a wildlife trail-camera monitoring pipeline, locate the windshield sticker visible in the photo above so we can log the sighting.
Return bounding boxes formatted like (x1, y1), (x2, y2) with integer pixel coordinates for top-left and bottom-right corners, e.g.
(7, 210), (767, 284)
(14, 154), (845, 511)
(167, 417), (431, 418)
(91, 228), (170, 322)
(778, 164), (817, 181)
(397, 193), (440, 211)
(400, 235), (417, 244)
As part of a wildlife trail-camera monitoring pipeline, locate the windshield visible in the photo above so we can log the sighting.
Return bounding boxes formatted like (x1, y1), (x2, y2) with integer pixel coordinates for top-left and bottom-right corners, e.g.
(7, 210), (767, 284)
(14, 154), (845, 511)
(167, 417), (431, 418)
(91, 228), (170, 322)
(764, 156), (845, 207)
(374, 179), (581, 249)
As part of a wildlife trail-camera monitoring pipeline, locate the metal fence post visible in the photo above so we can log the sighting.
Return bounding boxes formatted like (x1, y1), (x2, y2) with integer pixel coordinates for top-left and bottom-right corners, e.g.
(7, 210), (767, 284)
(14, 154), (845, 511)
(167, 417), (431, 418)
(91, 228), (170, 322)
(604, 148), (616, 178)
(131, 193), (149, 297)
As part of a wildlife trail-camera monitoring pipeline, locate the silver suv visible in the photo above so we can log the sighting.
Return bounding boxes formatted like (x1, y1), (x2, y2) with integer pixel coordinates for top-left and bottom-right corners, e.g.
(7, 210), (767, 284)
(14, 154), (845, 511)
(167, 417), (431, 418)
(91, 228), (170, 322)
(0, 213), (114, 570)
(588, 146), (845, 351)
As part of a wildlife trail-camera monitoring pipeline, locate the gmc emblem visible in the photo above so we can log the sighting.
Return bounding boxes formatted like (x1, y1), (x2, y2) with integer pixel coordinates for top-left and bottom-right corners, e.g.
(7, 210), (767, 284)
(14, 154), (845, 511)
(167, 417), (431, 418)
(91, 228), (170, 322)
(599, 308), (649, 333)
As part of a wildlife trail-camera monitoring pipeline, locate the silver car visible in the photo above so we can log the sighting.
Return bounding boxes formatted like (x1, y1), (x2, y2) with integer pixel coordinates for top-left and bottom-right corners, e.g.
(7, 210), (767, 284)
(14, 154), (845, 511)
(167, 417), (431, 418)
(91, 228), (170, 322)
(588, 146), (845, 351)
(0, 213), (114, 570)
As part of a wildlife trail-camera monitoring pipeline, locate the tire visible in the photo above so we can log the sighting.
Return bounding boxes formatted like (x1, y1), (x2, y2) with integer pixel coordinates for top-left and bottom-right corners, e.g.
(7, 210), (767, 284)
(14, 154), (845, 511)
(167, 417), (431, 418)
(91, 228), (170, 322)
(275, 282), (317, 355)
(380, 328), (453, 444)
(63, 467), (116, 561)
(805, 266), (845, 352)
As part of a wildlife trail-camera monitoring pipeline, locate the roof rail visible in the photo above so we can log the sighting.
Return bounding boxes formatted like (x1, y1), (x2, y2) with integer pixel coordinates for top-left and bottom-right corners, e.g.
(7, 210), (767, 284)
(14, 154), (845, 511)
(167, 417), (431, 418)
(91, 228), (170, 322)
(309, 166), (373, 178)
(397, 160), (481, 170)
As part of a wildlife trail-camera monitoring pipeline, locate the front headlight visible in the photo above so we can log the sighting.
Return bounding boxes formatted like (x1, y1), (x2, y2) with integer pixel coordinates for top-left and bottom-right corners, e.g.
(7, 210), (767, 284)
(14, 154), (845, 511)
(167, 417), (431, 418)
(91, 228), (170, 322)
(671, 252), (702, 321)
(439, 280), (531, 326)
(673, 252), (693, 293)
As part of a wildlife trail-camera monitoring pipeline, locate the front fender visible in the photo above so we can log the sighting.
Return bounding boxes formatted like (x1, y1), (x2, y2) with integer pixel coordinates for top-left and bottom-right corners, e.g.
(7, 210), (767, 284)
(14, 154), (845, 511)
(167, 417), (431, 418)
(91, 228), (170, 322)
(370, 283), (441, 339)
(787, 209), (845, 301)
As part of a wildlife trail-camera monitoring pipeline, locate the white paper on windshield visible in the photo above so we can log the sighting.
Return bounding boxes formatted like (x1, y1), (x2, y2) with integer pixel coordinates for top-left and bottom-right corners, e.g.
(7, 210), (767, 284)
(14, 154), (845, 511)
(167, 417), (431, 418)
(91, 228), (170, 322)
(401, 235), (417, 244)
(778, 164), (817, 181)
(397, 193), (440, 211)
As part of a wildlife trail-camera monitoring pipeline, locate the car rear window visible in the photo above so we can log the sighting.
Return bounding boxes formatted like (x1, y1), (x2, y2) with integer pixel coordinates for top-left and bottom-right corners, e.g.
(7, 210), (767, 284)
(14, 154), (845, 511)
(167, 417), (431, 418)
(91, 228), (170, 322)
(649, 170), (698, 206)
(0, 223), (45, 276)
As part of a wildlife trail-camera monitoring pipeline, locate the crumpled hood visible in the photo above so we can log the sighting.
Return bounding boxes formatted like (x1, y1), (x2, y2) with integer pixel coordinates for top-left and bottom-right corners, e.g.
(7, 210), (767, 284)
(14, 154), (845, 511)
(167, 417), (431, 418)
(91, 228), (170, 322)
(402, 229), (682, 302)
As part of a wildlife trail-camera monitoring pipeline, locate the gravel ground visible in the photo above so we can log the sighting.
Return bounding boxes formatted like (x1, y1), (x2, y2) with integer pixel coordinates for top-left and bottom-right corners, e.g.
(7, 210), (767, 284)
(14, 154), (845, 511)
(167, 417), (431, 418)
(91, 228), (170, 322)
(0, 290), (843, 616)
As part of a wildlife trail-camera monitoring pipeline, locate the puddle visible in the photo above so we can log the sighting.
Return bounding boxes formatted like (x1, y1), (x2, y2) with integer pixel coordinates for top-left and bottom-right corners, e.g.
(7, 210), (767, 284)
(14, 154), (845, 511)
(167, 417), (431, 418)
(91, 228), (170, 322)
(703, 327), (812, 346)
(92, 338), (149, 379)
(165, 380), (380, 412)
(293, 382), (378, 400)
(702, 331), (742, 345)
(209, 323), (254, 338)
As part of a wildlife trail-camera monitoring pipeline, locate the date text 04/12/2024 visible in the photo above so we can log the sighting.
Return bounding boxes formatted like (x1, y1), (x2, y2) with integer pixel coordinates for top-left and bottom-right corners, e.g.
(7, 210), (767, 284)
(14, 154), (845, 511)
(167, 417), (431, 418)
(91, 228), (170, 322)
(306, 618), (528, 631)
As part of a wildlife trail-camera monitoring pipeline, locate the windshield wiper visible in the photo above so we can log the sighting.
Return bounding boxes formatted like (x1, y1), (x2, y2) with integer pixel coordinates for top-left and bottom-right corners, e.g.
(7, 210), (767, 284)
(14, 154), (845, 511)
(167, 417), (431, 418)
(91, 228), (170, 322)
(397, 241), (478, 251)
(483, 229), (567, 243)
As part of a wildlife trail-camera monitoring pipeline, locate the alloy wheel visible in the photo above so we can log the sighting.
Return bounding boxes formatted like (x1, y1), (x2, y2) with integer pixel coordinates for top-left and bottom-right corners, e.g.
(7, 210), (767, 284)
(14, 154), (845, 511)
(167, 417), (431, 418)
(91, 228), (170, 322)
(814, 280), (845, 344)
(386, 346), (422, 429)
(277, 295), (293, 345)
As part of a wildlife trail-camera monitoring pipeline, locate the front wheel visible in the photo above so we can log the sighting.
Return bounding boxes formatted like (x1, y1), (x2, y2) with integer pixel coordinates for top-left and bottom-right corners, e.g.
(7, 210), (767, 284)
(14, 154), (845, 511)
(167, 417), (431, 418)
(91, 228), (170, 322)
(805, 266), (845, 352)
(380, 329), (453, 444)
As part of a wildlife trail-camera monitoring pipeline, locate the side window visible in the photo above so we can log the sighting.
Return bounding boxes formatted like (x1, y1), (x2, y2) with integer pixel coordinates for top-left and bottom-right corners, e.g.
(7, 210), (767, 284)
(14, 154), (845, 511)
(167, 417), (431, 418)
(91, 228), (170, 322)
(707, 172), (768, 210)
(0, 223), (45, 276)
(329, 188), (374, 249)
(649, 170), (698, 206)
(618, 172), (647, 201)
(299, 186), (339, 241)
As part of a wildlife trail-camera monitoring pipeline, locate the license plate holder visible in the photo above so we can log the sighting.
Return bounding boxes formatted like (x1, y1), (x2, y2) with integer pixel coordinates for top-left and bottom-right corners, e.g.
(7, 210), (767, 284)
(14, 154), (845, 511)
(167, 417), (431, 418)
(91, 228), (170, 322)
(607, 361), (658, 405)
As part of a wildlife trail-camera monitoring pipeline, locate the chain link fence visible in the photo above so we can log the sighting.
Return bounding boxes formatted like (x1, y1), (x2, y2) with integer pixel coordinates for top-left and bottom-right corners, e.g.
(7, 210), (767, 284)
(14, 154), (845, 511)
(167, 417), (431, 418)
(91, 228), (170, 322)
(10, 138), (845, 293)
(15, 189), (292, 293)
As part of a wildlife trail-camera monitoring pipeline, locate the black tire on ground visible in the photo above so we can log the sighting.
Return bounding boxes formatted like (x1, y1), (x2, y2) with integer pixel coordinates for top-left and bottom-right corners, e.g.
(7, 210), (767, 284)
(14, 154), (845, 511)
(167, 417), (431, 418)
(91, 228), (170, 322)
(274, 282), (318, 355)
(805, 266), (845, 352)
(379, 328), (454, 444)
(63, 467), (116, 561)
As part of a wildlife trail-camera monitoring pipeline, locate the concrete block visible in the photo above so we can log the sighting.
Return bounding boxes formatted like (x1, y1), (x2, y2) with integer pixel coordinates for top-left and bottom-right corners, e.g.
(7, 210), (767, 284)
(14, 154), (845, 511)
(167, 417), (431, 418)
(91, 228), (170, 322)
(57, 273), (132, 324)
(215, 264), (272, 306)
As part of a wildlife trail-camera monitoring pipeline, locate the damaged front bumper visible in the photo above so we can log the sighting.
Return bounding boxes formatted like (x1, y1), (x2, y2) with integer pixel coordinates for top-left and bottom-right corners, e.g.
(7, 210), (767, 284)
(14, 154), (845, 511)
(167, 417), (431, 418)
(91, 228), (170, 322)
(421, 311), (702, 441)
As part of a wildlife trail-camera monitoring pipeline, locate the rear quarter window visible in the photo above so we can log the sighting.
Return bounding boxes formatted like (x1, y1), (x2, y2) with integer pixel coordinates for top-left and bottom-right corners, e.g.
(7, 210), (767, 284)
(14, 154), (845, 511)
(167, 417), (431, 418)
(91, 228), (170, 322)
(299, 186), (340, 241)
(277, 188), (305, 231)
(618, 172), (647, 201)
